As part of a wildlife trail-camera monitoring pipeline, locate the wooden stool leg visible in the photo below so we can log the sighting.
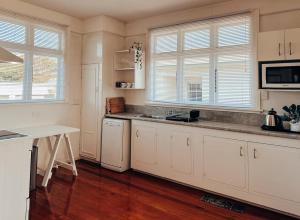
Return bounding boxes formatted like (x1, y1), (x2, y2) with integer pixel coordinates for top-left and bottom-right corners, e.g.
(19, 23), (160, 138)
(41, 134), (63, 187)
(64, 134), (78, 176)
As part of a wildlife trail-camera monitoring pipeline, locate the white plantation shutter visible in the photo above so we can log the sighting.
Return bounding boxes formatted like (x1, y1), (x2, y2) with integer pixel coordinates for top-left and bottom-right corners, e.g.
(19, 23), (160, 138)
(0, 20), (26, 44)
(0, 15), (65, 103)
(154, 33), (178, 53)
(183, 27), (210, 50)
(34, 28), (61, 50)
(153, 59), (177, 102)
(150, 13), (255, 109)
(216, 54), (252, 107)
(215, 15), (253, 107)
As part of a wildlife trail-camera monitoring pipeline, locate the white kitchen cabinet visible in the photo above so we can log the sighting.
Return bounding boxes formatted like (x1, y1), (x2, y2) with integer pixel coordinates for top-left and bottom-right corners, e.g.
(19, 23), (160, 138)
(130, 119), (300, 216)
(258, 28), (300, 61)
(285, 28), (300, 60)
(131, 121), (157, 173)
(258, 30), (285, 61)
(203, 136), (248, 191)
(80, 64), (100, 160)
(0, 138), (32, 220)
(169, 131), (194, 182)
(248, 142), (300, 203)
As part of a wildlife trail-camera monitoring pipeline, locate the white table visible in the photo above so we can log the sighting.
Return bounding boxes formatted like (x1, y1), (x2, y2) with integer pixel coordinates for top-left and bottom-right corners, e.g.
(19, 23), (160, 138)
(13, 125), (80, 187)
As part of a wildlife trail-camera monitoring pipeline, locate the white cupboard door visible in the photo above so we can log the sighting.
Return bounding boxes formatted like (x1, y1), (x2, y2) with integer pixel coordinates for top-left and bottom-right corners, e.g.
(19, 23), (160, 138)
(81, 64), (99, 159)
(248, 142), (300, 203)
(258, 31), (285, 61)
(132, 123), (157, 172)
(0, 139), (32, 220)
(285, 28), (300, 60)
(203, 136), (247, 190)
(170, 131), (193, 176)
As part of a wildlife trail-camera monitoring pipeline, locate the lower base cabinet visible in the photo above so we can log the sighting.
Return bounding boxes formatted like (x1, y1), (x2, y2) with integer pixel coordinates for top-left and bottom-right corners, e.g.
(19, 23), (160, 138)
(0, 138), (32, 220)
(131, 122), (157, 174)
(203, 136), (248, 191)
(248, 142), (300, 203)
(131, 119), (300, 217)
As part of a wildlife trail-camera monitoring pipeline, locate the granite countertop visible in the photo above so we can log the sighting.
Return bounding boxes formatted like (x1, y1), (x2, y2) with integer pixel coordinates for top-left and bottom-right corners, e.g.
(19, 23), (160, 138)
(105, 113), (300, 140)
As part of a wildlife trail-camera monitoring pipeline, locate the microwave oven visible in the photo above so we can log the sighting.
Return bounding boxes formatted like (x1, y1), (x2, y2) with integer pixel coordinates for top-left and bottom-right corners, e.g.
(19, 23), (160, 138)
(259, 60), (300, 89)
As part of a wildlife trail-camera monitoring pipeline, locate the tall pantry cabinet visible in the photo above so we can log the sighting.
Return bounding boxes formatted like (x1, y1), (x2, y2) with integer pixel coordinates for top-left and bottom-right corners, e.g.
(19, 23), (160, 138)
(80, 31), (124, 162)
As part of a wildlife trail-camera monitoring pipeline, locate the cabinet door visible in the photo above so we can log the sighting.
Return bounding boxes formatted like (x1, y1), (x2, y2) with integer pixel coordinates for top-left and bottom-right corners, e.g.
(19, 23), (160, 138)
(80, 64), (99, 159)
(170, 131), (193, 175)
(0, 139), (32, 220)
(132, 123), (157, 172)
(248, 142), (300, 203)
(285, 28), (300, 60)
(203, 136), (247, 190)
(258, 31), (285, 61)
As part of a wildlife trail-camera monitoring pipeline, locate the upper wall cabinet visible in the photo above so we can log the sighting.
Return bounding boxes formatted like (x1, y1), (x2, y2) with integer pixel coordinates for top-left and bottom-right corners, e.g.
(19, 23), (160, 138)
(258, 28), (300, 61)
(82, 32), (103, 64)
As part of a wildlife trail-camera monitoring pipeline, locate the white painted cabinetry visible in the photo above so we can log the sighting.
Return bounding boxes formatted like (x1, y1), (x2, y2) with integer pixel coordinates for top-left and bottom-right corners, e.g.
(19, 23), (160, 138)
(258, 28), (300, 61)
(130, 119), (300, 217)
(0, 138), (32, 220)
(80, 64), (100, 160)
(258, 31), (285, 61)
(285, 28), (300, 60)
(131, 122), (157, 173)
(248, 142), (300, 203)
(203, 136), (248, 191)
(169, 130), (194, 183)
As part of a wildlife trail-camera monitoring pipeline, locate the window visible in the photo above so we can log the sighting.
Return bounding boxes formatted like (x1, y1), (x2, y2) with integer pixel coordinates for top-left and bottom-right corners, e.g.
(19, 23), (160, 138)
(150, 13), (255, 109)
(0, 16), (65, 103)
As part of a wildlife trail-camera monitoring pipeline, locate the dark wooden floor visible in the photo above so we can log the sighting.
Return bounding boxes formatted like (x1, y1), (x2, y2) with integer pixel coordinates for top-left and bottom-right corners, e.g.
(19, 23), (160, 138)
(30, 160), (296, 220)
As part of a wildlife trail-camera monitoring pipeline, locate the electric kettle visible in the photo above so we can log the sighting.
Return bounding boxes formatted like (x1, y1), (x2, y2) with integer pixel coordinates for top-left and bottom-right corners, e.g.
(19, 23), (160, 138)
(265, 108), (281, 127)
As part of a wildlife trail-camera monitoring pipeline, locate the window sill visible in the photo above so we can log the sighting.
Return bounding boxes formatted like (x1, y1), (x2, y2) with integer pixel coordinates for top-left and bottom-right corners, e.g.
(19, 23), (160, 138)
(0, 100), (67, 106)
(145, 101), (262, 114)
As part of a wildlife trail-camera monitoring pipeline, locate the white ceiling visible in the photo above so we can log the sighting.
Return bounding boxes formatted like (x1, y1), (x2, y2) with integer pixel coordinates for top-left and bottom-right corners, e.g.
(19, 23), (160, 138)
(21, 0), (230, 22)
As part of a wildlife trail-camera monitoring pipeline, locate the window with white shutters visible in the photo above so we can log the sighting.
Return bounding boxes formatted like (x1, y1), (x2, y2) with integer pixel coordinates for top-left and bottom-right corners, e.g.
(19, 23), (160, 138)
(0, 16), (65, 103)
(150, 13), (255, 109)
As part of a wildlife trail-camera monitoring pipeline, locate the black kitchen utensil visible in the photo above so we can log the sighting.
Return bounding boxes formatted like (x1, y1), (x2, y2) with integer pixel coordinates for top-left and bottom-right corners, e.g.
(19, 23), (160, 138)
(290, 104), (296, 114)
(297, 105), (300, 114)
(282, 106), (291, 114)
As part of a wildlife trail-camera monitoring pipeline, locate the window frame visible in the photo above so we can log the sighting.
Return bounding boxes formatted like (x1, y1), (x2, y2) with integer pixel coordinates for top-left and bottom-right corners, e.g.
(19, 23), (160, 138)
(0, 15), (65, 104)
(149, 13), (258, 111)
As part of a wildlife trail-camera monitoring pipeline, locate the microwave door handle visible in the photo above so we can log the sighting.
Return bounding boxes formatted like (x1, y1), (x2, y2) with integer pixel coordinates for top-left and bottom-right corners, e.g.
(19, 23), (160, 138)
(289, 42), (292, 55)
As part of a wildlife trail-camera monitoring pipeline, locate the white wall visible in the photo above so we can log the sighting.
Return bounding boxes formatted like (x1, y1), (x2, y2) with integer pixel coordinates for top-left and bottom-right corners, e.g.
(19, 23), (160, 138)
(124, 0), (300, 114)
(0, 1), (83, 171)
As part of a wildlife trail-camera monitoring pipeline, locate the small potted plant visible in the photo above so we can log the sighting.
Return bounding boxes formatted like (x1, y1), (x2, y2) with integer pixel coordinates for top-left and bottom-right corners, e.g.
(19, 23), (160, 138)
(129, 42), (143, 70)
(283, 104), (300, 132)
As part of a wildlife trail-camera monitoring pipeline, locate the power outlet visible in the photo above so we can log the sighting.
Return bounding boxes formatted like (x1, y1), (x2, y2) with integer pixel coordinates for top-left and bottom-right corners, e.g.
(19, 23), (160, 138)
(261, 91), (269, 101)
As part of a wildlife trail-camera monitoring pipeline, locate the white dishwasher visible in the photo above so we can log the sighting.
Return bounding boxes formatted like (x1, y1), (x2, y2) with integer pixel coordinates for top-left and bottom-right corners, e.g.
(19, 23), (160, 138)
(101, 118), (130, 172)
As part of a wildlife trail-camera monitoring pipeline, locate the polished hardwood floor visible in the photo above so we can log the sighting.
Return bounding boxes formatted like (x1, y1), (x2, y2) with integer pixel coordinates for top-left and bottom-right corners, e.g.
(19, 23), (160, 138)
(30, 160), (296, 220)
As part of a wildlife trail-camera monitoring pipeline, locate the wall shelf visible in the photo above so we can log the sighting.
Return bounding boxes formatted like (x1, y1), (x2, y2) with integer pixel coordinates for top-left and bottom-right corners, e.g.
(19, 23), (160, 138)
(115, 67), (135, 71)
(113, 48), (145, 90)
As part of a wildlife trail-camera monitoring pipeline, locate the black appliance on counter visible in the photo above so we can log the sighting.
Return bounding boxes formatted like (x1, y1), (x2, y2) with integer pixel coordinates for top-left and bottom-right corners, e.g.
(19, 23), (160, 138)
(166, 110), (200, 122)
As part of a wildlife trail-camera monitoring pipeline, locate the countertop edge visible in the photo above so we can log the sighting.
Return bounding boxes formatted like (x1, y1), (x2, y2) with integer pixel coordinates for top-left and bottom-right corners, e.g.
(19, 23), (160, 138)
(105, 113), (300, 141)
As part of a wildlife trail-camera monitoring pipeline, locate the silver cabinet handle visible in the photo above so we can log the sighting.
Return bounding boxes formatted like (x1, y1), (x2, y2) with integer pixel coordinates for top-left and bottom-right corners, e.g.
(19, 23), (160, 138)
(289, 42), (292, 55)
(278, 43), (281, 56)
(240, 146), (243, 157)
(136, 129), (139, 138)
(187, 137), (190, 146)
(254, 148), (257, 159)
